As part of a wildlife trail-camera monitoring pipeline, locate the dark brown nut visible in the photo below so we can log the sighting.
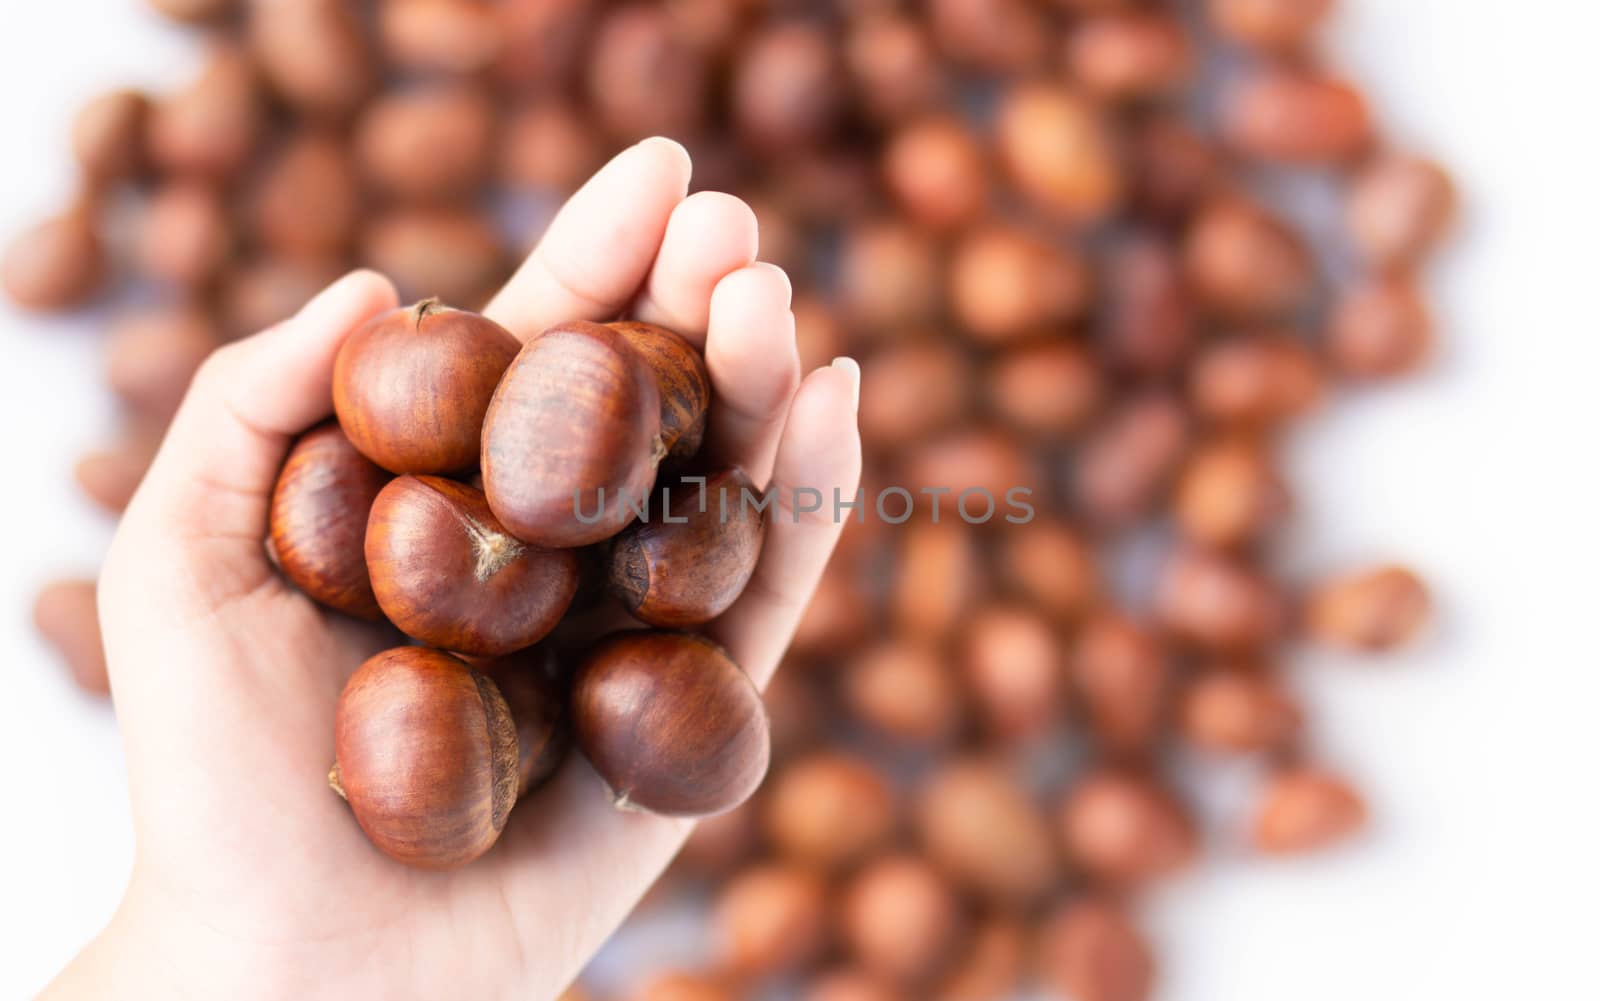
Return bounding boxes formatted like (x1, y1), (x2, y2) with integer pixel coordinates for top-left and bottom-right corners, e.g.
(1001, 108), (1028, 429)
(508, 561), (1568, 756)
(268, 422), (389, 620)
(251, 0), (376, 119)
(355, 84), (498, 202)
(1189, 331), (1324, 426)
(804, 969), (905, 1001)
(996, 518), (1100, 620)
(882, 117), (988, 232)
(1073, 391), (1190, 526)
(712, 863), (831, 978)
(949, 225), (1094, 345)
(147, 45), (262, 179)
(985, 340), (1103, 439)
(587, 4), (707, 141)
(892, 522), (985, 639)
(1252, 767), (1367, 854)
(482, 321), (664, 548)
(610, 321), (710, 461)
(495, 0), (595, 93)
(931, 916), (1027, 1001)
(333, 647), (518, 869)
(1066, 11), (1193, 101)
(733, 22), (839, 153)
(1172, 437), (1289, 548)
(1072, 615), (1169, 754)
(367, 476), (580, 656)
(609, 469), (766, 628)
(32, 579), (109, 697)
(361, 207), (508, 307)
(247, 132), (362, 259)
(1156, 548), (1285, 651)
(845, 12), (945, 123)
(105, 306), (218, 419)
(72, 90), (148, 182)
(996, 83), (1123, 223)
(915, 758), (1060, 903)
(624, 971), (736, 1001)
(928, 0), (1049, 74)
(1038, 898), (1154, 1001)
(74, 434), (159, 515)
(1185, 197), (1315, 318)
(1327, 276), (1433, 378)
(499, 100), (605, 193)
(148, 0), (235, 23)
(1129, 115), (1224, 221)
(903, 428), (1043, 514)
(1208, 0), (1334, 50)
(2, 210), (105, 311)
(1224, 69), (1373, 164)
(792, 563), (876, 658)
(837, 221), (941, 335)
(380, 0), (502, 76)
(763, 668), (826, 762)
(572, 630), (769, 817)
(1178, 669), (1302, 754)
(333, 300), (521, 474)
(1058, 771), (1196, 883)
(841, 855), (965, 985)
(219, 257), (346, 339)
(1304, 564), (1430, 652)
(1100, 232), (1197, 376)
(842, 639), (963, 746)
(135, 182), (231, 288)
(763, 752), (897, 869)
(1346, 156), (1457, 269)
(961, 604), (1068, 742)
(484, 649), (569, 797)
(859, 339), (972, 450)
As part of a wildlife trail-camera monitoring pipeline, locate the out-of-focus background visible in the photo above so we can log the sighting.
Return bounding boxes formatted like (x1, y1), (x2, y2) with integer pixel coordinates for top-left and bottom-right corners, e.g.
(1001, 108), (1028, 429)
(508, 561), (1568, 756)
(3, 1), (1599, 999)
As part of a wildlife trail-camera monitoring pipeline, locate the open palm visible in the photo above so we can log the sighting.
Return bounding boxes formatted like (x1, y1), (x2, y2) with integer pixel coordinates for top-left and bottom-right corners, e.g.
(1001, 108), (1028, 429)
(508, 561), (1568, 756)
(54, 140), (861, 1001)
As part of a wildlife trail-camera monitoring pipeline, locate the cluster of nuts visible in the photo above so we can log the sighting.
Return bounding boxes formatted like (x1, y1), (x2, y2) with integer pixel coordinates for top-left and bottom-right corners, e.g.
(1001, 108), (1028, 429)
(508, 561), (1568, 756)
(274, 302), (769, 867)
(10, 0), (1452, 999)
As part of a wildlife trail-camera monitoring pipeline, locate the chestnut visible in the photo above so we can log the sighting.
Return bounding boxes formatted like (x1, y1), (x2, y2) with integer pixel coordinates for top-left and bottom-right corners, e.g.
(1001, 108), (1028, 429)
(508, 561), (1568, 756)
(914, 758), (1060, 904)
(610, 321), (711, 461)
(572, 631), (769, 817)
(1155, 548), (1285, 651)
(361, 207), (509, 308)
(1100, 232), (1198, 377)
(881, 116), (988, 232)
(792, 563), (876, 659)
(1071, 614), (1170, 754)
(587, 4), (708, 141)
(1172, 437), (1289, 549)
(366, 476), (580, 656)
(1073, 391), (1190, 526)
(486, 648), (571, 796)
(1058, 771), (1197, 883)
(1252, 766), (1367, 855)
(269, 421), (390, 621)
(995, 519), (1100, 620)
(1188, 331), (1324, 427)
(891, 521), (984, 640)
(1303, 564), (1431, 652)
(247, 132), (362, 260)
(984, 340), (1102, 439)
(1130, 114), (1224, 221)
(1327, 276), (1434, 378)
(609, 468), (766, 628)
(733, 22), (840, 153)
(136, 181), (232, 289)
(624, 971), (735, 1001)
(32, 579), (109, 698)
(1, 209), (105, 311)
(948, 225), (1094, 345)
(1223, 69), (1373, 165)
(104, 306), (219, 419)
(148, 0), (235, 23)
(712, 862), (831, 977)
(901, 427), (1041, 506)
(495, 0), (595, 94)
(763, 752), (897, 870)
(1183, 197), (1314, 318)
(1037, 898), (1154, 1001)
(995, 82), (1123, 223)
(72, 89), (148, 183)
(147, 45), (262, 179)
(1178, 668), (1302, 754)
(1066, 11), (1193, 102)
(804, 969), (905, 1001)
(842, 639), (963, 746)
(931, 919), (1027, 1001)
(1346, 155), (1457, 269)
(1208, 0), (1333, 50)
(379, 0), (502, 76)
(858, 339), (973, 450)
(499, 100), (605, 194)
(75, 433), (159, 516)
(334, 647), (518, 868)
(927, 0), (1050, 74)
(839, 854), (964, 985)
(482, 321), (664, 548)
(250, 0), (376, 120)
(961, 603), (1068, 742)
(219, 256), (347, 339)
(845, 12), (945, 124)
(837, 221), (941, 335)
(333, 300), (521, 474)
(354, 84), (498, 202)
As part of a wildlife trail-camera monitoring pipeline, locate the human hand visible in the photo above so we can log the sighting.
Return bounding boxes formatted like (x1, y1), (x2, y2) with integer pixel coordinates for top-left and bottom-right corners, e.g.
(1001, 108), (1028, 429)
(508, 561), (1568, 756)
(43, 139), (862, 1001)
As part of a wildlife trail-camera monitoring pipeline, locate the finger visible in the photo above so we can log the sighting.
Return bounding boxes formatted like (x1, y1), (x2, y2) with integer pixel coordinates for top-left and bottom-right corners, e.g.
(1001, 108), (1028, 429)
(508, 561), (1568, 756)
(485, 138), (693, 342)
(630, 191), (759, 341)
(129, 270), (399, 540)
(704, 262), (801, 487)
(710, 359), (862, 686)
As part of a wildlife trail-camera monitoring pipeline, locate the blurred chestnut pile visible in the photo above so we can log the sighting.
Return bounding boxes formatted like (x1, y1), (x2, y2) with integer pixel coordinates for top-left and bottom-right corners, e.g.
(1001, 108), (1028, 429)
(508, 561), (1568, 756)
(8, 0), (1452, 998)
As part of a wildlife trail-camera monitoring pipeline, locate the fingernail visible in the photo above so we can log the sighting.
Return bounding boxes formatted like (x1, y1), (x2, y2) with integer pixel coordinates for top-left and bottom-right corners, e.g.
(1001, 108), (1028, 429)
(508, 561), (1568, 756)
(831, 356), (861, 412)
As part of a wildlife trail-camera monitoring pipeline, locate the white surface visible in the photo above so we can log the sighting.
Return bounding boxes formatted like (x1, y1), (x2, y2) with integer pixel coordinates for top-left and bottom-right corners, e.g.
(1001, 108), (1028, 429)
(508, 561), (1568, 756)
(3, 1), (1599, 998)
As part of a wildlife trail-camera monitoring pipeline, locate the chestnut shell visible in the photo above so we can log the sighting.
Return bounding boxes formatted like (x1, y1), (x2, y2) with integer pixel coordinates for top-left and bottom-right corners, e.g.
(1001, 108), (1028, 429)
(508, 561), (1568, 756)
(572, 631), (770, 817)
(610, 320), (711, 461)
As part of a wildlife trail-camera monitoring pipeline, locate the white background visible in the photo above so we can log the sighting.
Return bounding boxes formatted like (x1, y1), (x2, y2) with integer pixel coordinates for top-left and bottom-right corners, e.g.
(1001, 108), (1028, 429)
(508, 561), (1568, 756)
(3, 1), (1599, 998)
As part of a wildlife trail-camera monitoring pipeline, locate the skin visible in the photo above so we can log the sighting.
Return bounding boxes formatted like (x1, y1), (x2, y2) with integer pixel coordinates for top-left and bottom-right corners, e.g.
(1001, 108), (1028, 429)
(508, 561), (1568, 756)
(42, 138), (862, 1001)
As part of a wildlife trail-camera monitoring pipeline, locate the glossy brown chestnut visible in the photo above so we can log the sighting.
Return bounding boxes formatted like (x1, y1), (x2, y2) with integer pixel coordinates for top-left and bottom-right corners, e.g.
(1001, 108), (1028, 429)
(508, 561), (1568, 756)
(250, 0), (376, 120)
(136, 181), (232, 288)
(1208, 0), (1333, 50)
(587, 4), (708, 141)
(763, 752), (897, 870)
(1037, 898), (1154, 1001)
(32, 579), (109, 698)
(1179, 668), (1302, 754)
(949, 225), (1094, 345)
(572, 630), (769, 816)
(961, 603), (1068, 742)
(915, 758), (1061, 904)
(892, 521), (985, 640)
(996, 82), (1123, 223)
(1071, 614), (1170, 754)
(268, 422), (389, 621)
(839, 854), (964, 985)
(360, 208), (508, 307)
(333, 300), (520, 474)
(1058, 771), (1197, 883)
(104, 306), (218, 419)
(932, 917), (1028, 1001)
(247, 132), (361, 260)
(355, 84), (497, 202)
(1327, 276), (1434, 378)
(499, 100), (604, 194)
(984, 339), (1102, 439)
(1101, 232), (1198, 377)
(366, 476), (579, 656)
(845, 12), (944, 124)
(146, 45), (262, 179)
(72, 89), (148, 182)
(1303, 564), (1431, 652)
(487, 648), (571, 796)
(1172, 437), (1289, 548)
(859, 339), (973, 450)
(1184, 197), (1314, 318)
(1252, 766), (1367, 854)
(881, 116), (988, 232)
(995, 519), (1100, 620)
(1155, 548), (1284, 651)
(379, 0), (502, 76)
(333, 647), (518, 869)
(1067, 11), (1193, 101)
(733, 22), (840, 153)
(609, 469), (765, 628)
(610, 320), (710, 461)
(928, 0), (1049, 74)
(482, 321), (664, 548)
(1224, 69), (1372, 164)
(712, 862), (831, 978)
(219, 256), (347, 339)
(2, 210), (105, 311)
(1189, 332), (1324, 427)
(836, 221), (941, 334)
(1346, 155), (1457, 268)
(842, 639), (963, 746)
(1074, 391), (1190, 526)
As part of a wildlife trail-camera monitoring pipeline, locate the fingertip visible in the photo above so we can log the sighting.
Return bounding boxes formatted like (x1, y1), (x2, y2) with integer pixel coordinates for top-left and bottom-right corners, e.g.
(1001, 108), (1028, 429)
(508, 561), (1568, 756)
(637, 136), (693, 185)
(829, 356), (862, 413)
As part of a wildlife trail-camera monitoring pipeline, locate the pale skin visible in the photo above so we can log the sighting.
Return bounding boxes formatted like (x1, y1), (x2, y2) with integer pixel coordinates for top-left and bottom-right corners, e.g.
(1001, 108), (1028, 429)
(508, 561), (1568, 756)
(42, 139), (862, 1001)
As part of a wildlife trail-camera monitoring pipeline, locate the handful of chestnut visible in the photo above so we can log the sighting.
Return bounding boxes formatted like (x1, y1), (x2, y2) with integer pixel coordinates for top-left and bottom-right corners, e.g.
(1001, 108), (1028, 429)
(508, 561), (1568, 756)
(270, 299), (770, 869)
